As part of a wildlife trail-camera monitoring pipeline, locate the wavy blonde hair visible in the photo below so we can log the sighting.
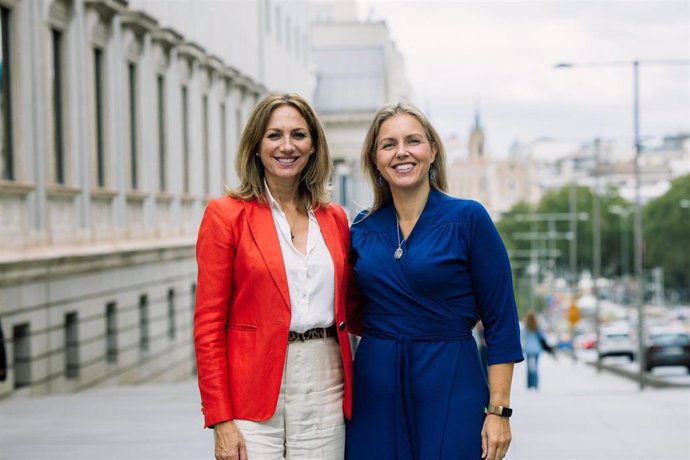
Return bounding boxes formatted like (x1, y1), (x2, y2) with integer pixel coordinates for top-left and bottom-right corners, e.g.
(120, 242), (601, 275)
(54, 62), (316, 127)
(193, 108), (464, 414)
(361, 103), (448, 212)
(229, 93), (332, 211)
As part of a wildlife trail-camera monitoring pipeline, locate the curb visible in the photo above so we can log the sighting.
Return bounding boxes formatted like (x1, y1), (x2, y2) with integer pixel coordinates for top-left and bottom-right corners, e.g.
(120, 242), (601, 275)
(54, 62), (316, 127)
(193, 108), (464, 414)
(585, 361), (690, 388)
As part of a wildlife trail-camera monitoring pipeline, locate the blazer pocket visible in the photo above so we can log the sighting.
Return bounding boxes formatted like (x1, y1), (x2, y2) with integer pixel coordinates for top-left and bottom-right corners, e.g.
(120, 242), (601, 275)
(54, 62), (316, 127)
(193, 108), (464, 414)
(227, 323), (257, 332)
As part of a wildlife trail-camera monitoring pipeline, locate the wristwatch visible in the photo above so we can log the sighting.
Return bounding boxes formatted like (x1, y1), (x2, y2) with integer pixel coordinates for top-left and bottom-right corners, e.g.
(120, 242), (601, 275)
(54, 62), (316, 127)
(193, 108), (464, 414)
(484, 403), (513, 418)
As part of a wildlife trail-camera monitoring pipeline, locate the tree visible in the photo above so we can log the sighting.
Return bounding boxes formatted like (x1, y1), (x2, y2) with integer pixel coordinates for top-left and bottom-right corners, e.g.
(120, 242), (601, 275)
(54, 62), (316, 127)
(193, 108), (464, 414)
(644, 174), (690, 299)
(498, 185), (632, 280)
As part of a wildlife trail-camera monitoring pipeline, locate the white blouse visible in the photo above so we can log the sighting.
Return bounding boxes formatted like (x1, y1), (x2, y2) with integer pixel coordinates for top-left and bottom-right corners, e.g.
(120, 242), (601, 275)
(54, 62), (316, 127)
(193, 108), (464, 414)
(266, 186), (336, 333)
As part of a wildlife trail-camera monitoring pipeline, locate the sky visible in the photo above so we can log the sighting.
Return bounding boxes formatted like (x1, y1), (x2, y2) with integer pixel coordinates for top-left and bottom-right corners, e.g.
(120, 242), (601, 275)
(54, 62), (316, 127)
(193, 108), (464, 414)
(357, 0), (690, 157)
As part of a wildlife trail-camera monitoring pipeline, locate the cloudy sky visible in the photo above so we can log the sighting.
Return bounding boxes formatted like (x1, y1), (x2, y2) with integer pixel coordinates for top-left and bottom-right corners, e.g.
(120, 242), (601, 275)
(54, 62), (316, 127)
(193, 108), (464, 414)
(358, 0), (690, 156)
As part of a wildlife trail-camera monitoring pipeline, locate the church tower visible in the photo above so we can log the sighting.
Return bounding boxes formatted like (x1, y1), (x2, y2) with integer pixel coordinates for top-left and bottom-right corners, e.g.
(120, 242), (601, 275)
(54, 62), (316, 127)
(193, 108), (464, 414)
(468, 108), (486, 162)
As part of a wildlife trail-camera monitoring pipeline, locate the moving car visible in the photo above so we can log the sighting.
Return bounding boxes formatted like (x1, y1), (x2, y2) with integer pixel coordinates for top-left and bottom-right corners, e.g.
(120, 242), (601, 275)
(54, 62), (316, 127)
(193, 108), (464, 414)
(645, 328), (690, 373)
(598, 325), (635, 361)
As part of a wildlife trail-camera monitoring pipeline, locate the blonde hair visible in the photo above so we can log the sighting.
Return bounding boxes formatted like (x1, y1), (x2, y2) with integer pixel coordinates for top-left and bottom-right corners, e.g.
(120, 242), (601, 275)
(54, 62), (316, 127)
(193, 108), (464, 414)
(360, 103), (448, 213)
(229, 93), (332, 211)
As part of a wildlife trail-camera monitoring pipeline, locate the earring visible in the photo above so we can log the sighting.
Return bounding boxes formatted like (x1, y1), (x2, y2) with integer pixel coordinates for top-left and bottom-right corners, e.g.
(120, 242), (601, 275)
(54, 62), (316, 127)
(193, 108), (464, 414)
(377, 173), (385, 187)
(429, 168), (436, 181)
(255, 152), (259, 157)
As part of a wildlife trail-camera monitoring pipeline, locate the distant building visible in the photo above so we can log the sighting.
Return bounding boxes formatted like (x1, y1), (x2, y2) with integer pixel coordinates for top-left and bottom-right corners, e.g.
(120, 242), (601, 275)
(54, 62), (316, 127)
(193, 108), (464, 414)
(448, 112), (540, 217)
(512, 133), (690, 204)
(0, 0), (310, 400)
(310, 1), (411, 215)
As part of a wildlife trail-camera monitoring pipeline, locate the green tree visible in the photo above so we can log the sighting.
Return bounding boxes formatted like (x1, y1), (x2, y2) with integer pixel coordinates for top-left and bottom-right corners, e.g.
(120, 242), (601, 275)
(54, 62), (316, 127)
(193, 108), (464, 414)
(498, 185), (633, 281)
(644, 174), (690, 298)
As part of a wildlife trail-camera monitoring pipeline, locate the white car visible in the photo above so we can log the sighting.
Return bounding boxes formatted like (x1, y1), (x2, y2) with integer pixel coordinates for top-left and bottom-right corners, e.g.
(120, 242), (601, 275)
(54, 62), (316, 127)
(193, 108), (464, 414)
(598, 325), (636, 361)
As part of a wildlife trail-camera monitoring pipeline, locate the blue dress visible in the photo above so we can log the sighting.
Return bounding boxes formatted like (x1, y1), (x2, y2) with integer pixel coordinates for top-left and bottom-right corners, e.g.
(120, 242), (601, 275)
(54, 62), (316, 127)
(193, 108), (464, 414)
(345, 190), (524, 460)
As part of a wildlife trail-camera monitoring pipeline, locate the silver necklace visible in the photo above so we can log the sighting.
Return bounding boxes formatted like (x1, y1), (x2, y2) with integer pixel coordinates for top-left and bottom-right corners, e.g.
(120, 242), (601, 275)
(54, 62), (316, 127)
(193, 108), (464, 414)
(394, 214), (404, 260)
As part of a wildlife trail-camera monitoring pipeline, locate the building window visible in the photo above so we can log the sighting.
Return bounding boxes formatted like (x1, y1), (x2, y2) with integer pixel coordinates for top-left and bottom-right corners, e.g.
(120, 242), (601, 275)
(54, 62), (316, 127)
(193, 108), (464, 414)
(202, 95), (209, 195)
(181, 85), (190, 194)
(13, 323), (30, 389)
(302, 34), (309, 63)
(275, 6), (281, 43)
(64, 312), (79, 379)
(128, 62), (138, 190)
(51, 29), (66, 184)
(1, 6), (14, 181)
(220, 102), (227, 189)
(106, 302), (117, 363)
(94, 48), (105, 187)
(167, 289), (176, 340)
(157, 75), (166, 192)
(285, 17), (291, 51)
(190, 283), (196, 374)
(294, 26), (300, 59)
(190, 283), (196, 312)
(235, 108), (242, 153)
(139, 294), (149, 352)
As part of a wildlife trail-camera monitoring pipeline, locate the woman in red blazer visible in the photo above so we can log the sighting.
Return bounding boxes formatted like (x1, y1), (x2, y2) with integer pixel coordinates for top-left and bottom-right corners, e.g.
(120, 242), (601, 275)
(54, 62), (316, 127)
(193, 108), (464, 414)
(194, 93), (354, 460)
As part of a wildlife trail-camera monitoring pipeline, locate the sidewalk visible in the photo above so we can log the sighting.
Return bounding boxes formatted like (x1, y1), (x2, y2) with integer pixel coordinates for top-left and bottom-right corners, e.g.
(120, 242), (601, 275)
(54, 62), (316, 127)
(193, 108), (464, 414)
(509, 353), (690, 460)
(0, 354), (688, 459)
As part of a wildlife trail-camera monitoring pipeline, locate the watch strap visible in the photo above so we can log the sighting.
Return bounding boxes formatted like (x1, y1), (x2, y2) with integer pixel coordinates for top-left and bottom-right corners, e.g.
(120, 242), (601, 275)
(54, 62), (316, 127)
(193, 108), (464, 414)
(484, 403), (513, 418)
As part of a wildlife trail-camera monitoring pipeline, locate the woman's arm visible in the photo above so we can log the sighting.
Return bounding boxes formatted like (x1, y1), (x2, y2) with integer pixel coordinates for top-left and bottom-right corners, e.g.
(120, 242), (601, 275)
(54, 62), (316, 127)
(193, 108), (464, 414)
(481, 363), (515, 460)
(195, 200), (236, 427)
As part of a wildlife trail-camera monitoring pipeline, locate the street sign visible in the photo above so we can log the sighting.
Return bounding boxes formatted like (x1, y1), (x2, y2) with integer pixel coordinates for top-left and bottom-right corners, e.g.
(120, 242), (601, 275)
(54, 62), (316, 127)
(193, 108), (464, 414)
(568, 302), (581, 325)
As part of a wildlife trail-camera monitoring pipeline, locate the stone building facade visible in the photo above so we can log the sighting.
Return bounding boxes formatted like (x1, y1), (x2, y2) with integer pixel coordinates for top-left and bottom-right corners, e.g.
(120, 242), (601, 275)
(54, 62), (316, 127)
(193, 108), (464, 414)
(0, 0), (312, 399)
(448, 113), (541, 218)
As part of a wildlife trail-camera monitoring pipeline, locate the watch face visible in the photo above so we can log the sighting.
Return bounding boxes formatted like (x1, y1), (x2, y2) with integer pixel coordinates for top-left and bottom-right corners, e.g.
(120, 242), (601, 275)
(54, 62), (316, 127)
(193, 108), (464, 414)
(485, 404), (512, 417)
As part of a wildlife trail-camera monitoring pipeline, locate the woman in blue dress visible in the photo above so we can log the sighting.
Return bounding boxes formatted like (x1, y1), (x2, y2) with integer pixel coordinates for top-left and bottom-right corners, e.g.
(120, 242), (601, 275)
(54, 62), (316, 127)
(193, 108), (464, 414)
(345, 103), (524, 460)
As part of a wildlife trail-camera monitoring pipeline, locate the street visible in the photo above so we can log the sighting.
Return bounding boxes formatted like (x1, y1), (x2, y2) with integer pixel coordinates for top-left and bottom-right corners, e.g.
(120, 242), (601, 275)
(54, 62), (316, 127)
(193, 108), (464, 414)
(0, 354), (688, 460)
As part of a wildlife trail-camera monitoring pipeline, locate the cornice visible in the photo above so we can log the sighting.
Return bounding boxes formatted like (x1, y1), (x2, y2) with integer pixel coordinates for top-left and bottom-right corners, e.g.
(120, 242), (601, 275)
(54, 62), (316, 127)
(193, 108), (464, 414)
(121, 9), (158, 39)
(84, 0), (128, 20)
(152, 26), (184, 53)
(177, 41), (206, 64)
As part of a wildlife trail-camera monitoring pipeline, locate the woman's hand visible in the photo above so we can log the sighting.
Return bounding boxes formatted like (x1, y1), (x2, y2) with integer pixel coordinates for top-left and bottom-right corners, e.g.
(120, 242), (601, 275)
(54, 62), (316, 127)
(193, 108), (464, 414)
(214, 421), (248, 460)
(481, 414), (512, 460)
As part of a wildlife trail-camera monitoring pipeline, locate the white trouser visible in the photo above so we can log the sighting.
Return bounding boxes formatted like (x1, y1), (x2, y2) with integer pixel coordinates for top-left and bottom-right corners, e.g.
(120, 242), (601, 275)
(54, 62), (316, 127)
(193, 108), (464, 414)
(234, 336), (345, 459)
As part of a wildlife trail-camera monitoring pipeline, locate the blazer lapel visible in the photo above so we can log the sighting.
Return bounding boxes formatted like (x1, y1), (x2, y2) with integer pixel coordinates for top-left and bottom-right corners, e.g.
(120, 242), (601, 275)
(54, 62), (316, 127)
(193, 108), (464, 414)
(243, 200), (291, 310)
(315, 207), (345, 315)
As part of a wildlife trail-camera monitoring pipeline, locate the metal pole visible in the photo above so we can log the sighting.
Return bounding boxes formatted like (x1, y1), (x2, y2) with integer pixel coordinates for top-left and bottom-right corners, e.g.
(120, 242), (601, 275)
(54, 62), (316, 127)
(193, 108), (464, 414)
(622, 211), (629, 277)
(593, 138), (602, 372)
(569, 182), (577, 285)
(633, 60), (646, 390)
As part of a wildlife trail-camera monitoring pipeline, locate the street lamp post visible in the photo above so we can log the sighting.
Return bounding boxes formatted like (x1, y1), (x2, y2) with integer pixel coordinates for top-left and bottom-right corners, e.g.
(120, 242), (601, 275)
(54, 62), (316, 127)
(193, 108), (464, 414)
(609, 205), (632, 279)
(592, 138), (602, 372)
(555, 58), (690, 389)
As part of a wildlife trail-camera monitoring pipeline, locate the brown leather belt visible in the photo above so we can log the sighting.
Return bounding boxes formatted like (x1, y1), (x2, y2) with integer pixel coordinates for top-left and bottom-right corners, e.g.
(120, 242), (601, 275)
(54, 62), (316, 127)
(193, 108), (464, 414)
(288, 325), (337, 343)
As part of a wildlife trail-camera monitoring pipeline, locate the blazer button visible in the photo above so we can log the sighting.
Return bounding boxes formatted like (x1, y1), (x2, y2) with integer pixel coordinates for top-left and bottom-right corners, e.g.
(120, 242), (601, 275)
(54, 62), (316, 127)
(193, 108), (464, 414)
(338, 321), (347, 331)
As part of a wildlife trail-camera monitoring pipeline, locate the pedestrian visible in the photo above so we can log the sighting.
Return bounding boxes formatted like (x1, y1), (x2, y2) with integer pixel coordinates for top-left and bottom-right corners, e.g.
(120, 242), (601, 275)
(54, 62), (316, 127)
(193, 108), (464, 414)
(522, 310), (550, 390)
(345, 103), (524, 460)
(194, 93), (355, 460)
(0, 318), (6, 382)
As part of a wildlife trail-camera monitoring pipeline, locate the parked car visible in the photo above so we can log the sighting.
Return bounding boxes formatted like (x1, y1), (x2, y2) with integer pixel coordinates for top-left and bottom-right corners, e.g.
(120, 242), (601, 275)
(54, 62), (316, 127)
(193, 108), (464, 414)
(598, 325), (635, 361)
(645, 328), (690, 373)
(574, 333), (597, 350)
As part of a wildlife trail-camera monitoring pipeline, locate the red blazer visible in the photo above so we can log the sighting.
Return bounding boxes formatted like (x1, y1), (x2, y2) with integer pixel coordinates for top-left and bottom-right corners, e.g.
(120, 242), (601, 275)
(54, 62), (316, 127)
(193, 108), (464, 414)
(194, 195), (354, 428)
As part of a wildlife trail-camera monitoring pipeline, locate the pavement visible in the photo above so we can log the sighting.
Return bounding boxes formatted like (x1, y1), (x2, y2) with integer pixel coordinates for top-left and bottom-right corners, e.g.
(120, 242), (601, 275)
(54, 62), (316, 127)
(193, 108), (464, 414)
(0, 354), (689, 460)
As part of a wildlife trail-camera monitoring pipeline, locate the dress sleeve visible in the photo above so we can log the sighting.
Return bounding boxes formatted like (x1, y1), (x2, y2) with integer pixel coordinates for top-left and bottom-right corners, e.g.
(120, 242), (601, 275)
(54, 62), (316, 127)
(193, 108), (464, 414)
(194, 199), (236, 427)
(467, 202), (524, 365)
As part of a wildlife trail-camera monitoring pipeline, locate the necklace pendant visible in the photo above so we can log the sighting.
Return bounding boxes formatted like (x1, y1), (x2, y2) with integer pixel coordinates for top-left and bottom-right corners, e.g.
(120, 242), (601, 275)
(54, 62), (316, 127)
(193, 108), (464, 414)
(394, 247), (403, 260)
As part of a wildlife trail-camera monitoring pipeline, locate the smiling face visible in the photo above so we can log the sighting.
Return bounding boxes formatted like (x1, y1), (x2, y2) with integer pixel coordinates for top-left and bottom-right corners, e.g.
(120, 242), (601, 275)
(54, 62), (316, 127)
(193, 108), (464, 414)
(375, 113), (437, 193)
(259, 105), (314, 187)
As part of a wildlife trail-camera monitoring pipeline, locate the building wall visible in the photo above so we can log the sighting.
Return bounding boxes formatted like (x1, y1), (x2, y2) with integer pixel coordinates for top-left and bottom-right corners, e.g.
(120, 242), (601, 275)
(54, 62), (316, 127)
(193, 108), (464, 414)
(311, 17), (411, 215)
(131, 0), (315, 97)
(448, 119), (541, 218)
(0, 0), (306, 400)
